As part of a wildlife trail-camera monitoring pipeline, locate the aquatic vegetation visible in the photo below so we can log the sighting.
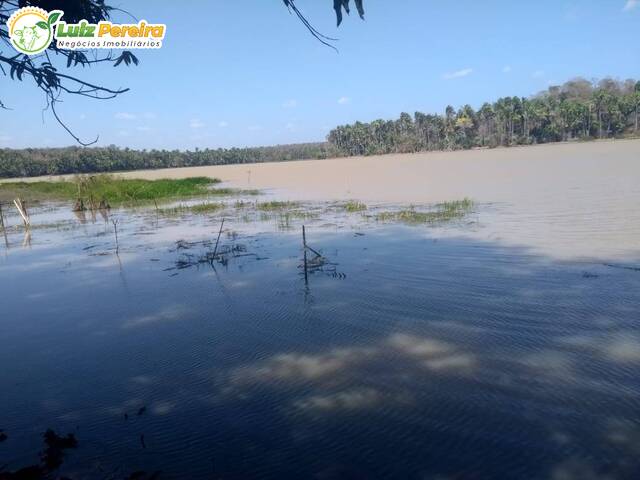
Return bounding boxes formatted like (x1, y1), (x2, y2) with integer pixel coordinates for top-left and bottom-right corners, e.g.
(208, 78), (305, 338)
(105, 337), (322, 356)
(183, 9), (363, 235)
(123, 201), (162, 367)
(190, 203), (225, 214)
(159, 202), (225, 216)
(275, 210), (318, 229)
(438, 198), (474, 213)
(376, 198), (474, 224)
(342, 200), (368, 212)
(256, 200), (300, 211)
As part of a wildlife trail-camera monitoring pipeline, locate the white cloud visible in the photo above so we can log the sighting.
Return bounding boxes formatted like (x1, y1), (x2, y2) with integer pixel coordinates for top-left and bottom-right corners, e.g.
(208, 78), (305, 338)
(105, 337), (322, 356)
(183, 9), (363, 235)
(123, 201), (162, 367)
(285, 122), (296, 131)
(294, 388), (383, 412)
(115, 112), (137, 120)
(442, 68), (473, 80)
(229, 347), (375, 385)
(189, 119), (205, 129)
(0, 134), (12, 143)
(338, 96), (351, 105)
(533, 70), (545, 78)
(117, 130), (130, 137)
(282, 99), (298, 108)
(136, 126), (152, 132)
(151, 401), (175, 416)
(502, 66), (512, 73)
(623, 0), (638, 11)
(218, 121), (229, 128)
(115, 112), (155, 122)
(248, 125), (263, 131)
(123, 305), (191, 329)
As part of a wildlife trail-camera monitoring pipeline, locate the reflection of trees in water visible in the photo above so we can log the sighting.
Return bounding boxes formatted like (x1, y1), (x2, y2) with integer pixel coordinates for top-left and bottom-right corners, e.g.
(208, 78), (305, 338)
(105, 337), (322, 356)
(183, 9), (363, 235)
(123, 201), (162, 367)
(0, 429), (162, 480)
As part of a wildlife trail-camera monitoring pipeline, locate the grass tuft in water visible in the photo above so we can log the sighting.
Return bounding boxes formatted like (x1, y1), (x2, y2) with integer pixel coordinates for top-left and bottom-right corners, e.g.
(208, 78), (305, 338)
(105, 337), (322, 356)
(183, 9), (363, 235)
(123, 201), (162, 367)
(158, 202), (225, 216)
(256, 201), (300, 211)
(376, 198), (474, 224)
(342, 200), (368, 212)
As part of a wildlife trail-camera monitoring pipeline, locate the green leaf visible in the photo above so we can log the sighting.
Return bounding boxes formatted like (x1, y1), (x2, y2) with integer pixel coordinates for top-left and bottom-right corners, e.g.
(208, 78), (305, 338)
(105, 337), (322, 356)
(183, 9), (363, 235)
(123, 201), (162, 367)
(36, 21), (48, 29)
(48, 12), (62, 25)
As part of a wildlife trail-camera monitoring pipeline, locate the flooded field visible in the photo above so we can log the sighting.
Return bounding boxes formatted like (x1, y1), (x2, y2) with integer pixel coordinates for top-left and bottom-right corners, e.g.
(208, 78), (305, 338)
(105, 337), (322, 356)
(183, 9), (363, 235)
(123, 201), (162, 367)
(1, 141), (640, 479)
(114, 139), (640, 261)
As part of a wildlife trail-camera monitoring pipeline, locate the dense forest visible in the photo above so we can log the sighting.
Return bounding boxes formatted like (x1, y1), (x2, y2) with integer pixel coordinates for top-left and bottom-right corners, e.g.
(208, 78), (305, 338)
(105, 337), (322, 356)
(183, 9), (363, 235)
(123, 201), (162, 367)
(0, 143), (340, 178)
(328, 78), (640, 155)
(1, 77), (639, 179)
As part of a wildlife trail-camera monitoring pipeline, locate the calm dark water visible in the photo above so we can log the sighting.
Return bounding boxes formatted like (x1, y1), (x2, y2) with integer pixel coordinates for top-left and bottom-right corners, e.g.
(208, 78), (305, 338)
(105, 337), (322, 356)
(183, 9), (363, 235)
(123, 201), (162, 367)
(1, 206), (640, 479)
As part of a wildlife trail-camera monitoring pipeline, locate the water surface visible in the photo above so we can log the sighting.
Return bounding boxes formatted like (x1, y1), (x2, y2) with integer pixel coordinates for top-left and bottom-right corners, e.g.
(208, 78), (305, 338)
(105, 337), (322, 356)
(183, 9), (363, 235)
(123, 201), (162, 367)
(1, 201), (639, 479)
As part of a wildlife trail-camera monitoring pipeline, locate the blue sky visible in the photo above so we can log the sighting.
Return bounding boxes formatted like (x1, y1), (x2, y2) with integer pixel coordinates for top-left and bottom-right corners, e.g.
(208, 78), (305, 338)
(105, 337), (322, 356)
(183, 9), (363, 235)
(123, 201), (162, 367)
(1, 0), (639, 149)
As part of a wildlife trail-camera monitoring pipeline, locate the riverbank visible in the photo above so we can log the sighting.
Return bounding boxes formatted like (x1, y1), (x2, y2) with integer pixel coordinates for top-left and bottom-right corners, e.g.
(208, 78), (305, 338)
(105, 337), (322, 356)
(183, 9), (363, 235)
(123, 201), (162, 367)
(2, 139), (639, 260)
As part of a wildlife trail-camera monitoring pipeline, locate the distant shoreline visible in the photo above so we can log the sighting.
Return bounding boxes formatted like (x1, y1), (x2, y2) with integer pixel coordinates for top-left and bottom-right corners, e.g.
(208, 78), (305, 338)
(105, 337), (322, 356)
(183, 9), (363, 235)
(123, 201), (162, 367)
(1, 136), (638, 183)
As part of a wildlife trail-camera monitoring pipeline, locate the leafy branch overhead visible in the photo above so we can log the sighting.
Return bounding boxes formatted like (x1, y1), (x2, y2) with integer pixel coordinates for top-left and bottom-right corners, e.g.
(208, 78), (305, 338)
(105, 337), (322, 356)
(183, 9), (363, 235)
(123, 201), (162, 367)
(1, 0), (366, 145)
(0, 0), (143, 145)
(333, 0), (365, 26)
(283, 0), (365, 49)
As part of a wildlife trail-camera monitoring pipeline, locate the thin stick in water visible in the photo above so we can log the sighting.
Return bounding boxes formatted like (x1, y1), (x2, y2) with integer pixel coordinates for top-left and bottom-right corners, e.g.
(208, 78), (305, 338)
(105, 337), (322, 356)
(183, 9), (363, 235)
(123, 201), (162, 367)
(13, 198), (30, 228)
(303, 225), (308, 284)
(302, 225), (322, 258)
(112, 219), (120, 254)
(213, 218), (225, 258)
(0, 203), (8, 248)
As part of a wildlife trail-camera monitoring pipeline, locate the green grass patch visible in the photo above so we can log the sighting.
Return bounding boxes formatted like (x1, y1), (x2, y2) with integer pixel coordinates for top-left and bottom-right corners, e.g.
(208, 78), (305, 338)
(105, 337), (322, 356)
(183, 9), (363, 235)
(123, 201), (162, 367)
(376, 198), (474, 224)
(0, 180), (77, 201)
(437, 198), (474, 214)
(190, 202), (225, 214)
(342, 200), (368, 212)
(256, 201), (300, 211)
(159, 202), (225, 216)
(0, 174), (223, 204)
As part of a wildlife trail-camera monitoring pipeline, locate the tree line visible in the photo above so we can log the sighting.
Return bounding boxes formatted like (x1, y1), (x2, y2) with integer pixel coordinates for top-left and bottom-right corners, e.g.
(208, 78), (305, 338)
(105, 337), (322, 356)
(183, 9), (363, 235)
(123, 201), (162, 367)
(2, 77), (638, 179)
(0, 143), (341, 179)
(327, 78), (640, 155)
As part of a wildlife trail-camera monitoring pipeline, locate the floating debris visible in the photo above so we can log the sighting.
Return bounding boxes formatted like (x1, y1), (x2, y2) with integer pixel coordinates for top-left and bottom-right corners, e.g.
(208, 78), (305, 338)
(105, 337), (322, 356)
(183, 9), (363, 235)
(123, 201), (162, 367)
(299, 225), (345, 281)
(167, 236), (257, 273)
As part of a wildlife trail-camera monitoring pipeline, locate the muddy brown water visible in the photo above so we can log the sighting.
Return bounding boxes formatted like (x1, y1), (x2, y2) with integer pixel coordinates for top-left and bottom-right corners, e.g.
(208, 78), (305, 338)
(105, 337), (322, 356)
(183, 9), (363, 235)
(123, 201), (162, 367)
(9, 139), (636, 260)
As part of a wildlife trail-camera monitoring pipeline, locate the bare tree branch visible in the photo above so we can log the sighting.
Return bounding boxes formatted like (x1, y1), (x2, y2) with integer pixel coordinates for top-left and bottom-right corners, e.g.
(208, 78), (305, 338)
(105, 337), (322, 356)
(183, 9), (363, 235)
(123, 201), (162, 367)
(283, 0), (365, 50)
(0, 0), (136, 144)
